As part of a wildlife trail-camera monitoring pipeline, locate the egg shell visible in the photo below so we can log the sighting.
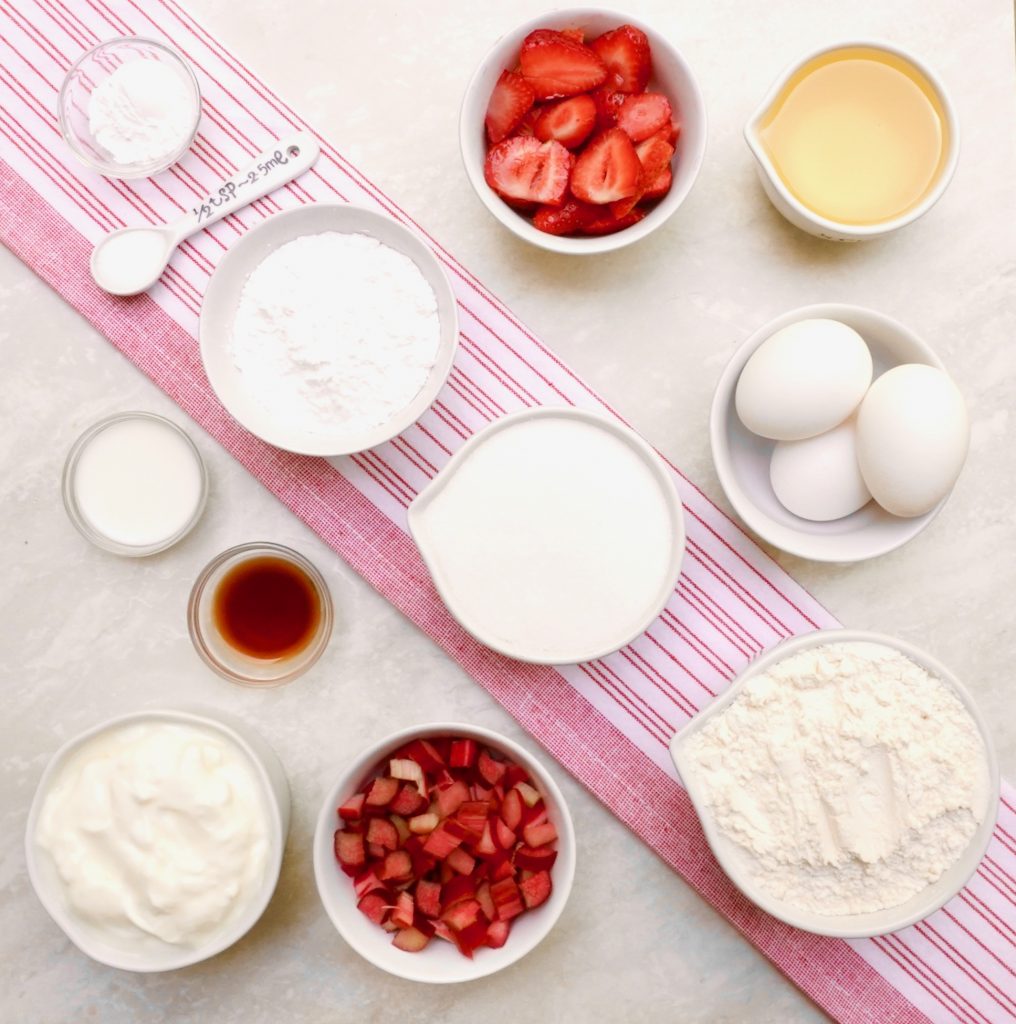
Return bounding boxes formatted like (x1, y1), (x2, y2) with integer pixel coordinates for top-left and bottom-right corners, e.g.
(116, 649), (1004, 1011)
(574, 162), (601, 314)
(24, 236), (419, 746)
(770, 416), (872, 522)
(856, 364), (969, 518)
(735, 319), (873, 441)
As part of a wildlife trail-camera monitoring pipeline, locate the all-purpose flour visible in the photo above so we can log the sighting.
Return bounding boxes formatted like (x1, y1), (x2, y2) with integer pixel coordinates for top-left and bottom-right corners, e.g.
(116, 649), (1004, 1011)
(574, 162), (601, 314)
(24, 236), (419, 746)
(231, 232), (441, 437)
(685, 642), (990, 916)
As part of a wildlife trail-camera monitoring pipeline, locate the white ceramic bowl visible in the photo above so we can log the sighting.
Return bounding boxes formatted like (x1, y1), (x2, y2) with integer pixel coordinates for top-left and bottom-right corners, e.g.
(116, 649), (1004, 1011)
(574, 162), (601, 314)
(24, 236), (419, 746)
(200, 203), (459, 457)
(58, 37), (201, 179)
(25, 707), (290, 972)
(313, 722), (576, 983)
(710, 303), (956, 562)
(745, 40), (959, 242)
(407, 407), (686, 664)
(459, 7), (707, 254)
(670, 629), (1000, 938)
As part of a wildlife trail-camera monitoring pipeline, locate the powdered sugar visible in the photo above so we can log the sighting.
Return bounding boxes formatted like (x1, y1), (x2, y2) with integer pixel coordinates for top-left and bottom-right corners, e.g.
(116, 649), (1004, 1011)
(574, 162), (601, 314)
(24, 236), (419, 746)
(230, 232), (441, 439)
(685, 642), (991, 916)
(88, 59), (197, 167)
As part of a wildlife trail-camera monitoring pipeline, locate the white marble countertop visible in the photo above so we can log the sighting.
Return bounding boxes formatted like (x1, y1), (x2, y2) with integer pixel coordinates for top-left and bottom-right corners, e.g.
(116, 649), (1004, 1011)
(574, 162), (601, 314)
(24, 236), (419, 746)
(2, 1), (1014, 1021)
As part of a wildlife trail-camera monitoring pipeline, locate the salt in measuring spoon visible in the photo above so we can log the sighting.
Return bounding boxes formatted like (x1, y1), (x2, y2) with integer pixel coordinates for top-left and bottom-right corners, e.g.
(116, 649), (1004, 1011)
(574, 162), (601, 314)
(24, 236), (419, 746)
(90, 132), (320, 296)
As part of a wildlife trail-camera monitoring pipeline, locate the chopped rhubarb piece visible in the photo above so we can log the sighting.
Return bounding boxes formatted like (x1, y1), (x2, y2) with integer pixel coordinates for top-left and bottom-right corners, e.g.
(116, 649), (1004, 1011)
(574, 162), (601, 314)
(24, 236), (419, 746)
(435, 779), (470, 818)
(365, 776), (399, 807)
(415, 879), (441, 918)
(413, 913), (436, 938)
(353, 869), (385, 899)
(456, 800), (489, 837)
(357, 892), (389, 926)
(338, 793), (365, 820)
(495, 818), (517, 851)
(486, 919), (511, 949)
(500, 787), (524, 830)
(367, 817), (398, 851)
(391, 890), (415, 929)
(490, 877), (525, 921)
(389, 757), (427, 796)
(441, 873), (478, 909)
(408, 811), (439, 834)
(334, 829), (365, 869)
(514, 844), (558, 872)
(520, 869), (553, 909)
(523, 804), (549, 828)
(399, 739), (445, 773)
(489, 852), (516, 881)
(367, 841), (386, 860)
(392, 926), (430, 952)
(442, 898), (481, 932)
(503, 763), (530, 789)
(449, 738), (479, 768)
(476, 819), (498, 857)
(447, 847), (477, 876)
(423, 824), (465, 859)
(514, 781), (542, 808)
(390, 814), (410, 845)
(389, 783), (427, 817)
(380, 849), (412, 881)
(475, 881), (496, 921)
(432, 920), (455, 943)
(453, 919), (490, 958)
(478, 748), (508, 786)
(523, 820), (558, 847)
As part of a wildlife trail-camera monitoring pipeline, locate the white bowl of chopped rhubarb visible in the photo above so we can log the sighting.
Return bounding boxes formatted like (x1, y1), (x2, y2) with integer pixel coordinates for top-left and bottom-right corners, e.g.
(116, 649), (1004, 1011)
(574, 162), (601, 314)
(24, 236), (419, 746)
(460, 8), (707, 253)
(313, 723), (576, 983)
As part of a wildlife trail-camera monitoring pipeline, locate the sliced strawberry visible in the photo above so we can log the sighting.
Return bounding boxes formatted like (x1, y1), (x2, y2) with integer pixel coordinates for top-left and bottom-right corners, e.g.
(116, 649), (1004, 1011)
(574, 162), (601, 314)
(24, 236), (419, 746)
(590, 86), (627, 130)
(513, 107), (540, 138)
(569, 127), (640, 204)
(486, 919), (511, 949)
(560, 27), (584, 44)
(643, 166), (672, 200)
(485, 69), (536, 144)
(416, 878), (441, 918)
(610, 132), (674, 217)
(357, 892), (389, 926)
(666, 121), (681, 146)
(616, 92), (672, 142)
(520, 870), (553, 909)
(534, 94), (597, 149)
(582, 208), (646, 235)
(590, 24), (651, 93)
(338, 793), (365, 821)
(392, 926), (430, 952)
(518, 29), (607, 99)
(484, 136), (573, 207)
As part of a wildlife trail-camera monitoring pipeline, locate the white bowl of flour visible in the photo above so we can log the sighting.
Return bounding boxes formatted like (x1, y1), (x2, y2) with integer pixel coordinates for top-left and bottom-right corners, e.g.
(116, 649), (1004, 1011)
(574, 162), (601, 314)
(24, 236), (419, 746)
(200, 204), (458, 457)
(671, 630), (999, 938)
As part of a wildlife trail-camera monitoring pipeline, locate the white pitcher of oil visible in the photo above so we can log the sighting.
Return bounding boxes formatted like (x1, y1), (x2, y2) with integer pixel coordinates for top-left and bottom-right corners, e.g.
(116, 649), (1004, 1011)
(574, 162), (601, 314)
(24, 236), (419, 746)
(745, 41), (959, 241)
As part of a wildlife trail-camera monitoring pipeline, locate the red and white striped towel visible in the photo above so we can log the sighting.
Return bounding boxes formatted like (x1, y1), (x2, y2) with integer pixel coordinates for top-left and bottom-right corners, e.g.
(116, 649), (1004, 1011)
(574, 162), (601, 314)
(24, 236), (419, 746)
(1, 3), (1014, 1021)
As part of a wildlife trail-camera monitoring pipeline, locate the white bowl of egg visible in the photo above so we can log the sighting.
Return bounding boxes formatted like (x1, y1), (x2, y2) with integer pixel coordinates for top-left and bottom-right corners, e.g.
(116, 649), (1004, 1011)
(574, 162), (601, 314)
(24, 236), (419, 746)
(710, 304), (969, 562)
(25, 708), (290, 972)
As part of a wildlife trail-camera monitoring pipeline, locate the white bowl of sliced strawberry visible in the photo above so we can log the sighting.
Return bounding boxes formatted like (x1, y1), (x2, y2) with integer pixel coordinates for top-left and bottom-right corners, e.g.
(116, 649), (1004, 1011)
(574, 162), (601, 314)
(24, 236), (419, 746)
(460, 8), (707, 252)
(313, 723), (576, 983)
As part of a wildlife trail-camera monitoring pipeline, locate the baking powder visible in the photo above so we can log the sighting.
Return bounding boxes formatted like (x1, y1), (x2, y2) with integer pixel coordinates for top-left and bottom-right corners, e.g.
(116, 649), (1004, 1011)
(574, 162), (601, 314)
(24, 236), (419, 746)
(88, 58), (196, 166)
(230, 232), (441, 438)
(685, 642), (990, 915)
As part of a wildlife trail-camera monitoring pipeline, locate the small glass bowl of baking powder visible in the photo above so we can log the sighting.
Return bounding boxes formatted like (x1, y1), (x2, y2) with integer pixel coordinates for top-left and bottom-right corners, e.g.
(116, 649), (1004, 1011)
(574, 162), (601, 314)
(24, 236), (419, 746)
(58, 37), (201, 179)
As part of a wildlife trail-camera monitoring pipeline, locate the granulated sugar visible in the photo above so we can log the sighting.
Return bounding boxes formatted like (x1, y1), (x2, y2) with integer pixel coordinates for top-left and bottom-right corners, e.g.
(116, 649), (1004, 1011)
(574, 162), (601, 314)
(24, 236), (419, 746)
(230, 232), (441, 438)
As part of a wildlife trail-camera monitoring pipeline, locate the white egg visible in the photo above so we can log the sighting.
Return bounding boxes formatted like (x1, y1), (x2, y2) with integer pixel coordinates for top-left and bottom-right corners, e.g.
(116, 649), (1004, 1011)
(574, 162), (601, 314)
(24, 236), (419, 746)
(856, 364), (969, 518)
(770, 416), (872, 522)
(735, 319), (873, 441)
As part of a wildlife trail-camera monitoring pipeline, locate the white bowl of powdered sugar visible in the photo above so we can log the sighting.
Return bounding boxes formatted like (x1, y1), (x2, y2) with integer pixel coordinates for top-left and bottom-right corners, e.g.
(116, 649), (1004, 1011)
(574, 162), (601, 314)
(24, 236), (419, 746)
(200, 204), (458, 457)
(671, 630), (999, 938)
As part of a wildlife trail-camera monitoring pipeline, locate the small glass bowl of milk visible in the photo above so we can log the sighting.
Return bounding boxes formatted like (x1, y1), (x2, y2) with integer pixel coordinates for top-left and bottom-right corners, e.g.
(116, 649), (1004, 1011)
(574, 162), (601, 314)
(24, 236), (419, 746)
(62, 412), (208, 556)
(58, 37), (201, 178)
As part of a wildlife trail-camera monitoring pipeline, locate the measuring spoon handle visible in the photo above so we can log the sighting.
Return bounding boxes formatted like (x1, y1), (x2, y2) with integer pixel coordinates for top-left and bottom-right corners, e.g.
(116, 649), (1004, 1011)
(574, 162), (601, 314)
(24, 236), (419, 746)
(167, 131), (320, 243)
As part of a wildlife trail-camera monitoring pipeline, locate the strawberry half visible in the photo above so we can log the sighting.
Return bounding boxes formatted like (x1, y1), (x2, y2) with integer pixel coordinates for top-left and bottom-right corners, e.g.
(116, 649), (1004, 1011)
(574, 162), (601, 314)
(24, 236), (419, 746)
(484, 136), (573, 207)
(610, 130), (675, 217)
(569, 127), (641, 205)
(533, 198), (598, 236)
(534, 94), (597, 149)
(518, 29), (607, 99)
(485, 70), (535, 144)
(616, 92), (672, 143)
(590, 24), (651, 93)
(590, 86), (627, 131)
(581, 208), (646, 236)
(643, 166), (672, 200)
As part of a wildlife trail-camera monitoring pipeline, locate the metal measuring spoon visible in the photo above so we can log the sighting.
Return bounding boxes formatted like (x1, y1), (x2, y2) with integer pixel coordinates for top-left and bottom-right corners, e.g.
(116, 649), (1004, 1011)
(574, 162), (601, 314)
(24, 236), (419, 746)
(90, 132), (321, 296)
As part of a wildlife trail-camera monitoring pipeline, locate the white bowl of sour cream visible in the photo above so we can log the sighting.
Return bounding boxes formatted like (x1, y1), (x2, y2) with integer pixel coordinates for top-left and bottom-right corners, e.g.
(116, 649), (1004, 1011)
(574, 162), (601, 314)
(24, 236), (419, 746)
(25, 708), (290, 972)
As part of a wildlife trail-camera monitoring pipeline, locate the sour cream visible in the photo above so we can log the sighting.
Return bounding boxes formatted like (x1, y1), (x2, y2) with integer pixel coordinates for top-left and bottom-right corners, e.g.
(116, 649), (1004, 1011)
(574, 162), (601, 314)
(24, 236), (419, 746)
(34, 719), (271, 951)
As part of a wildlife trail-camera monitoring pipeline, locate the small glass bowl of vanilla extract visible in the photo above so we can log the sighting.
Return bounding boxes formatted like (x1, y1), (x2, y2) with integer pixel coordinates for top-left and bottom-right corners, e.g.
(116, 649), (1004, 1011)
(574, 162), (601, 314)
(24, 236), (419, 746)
(188, 542), (333, 686)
